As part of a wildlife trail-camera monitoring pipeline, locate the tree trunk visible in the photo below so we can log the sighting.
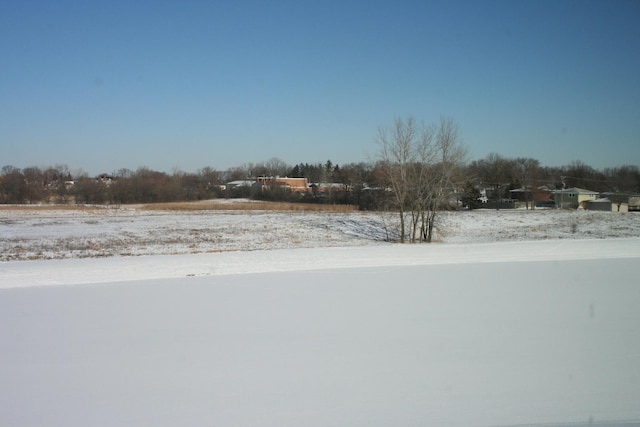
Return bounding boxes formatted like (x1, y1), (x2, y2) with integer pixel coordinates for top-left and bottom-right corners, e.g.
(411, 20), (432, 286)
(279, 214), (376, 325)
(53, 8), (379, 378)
(426, 210), (436, 243)
(398, 208), (406, 243)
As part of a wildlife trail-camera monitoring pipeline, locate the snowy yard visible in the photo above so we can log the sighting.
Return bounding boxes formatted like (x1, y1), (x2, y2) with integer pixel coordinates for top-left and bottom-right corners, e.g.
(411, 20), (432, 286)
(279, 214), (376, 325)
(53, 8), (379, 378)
(1, 206), (639, 426)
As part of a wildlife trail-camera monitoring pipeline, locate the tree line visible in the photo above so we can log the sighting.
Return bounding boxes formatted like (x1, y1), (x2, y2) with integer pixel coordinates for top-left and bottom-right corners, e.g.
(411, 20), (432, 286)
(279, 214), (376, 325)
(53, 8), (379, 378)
(463, 155), (640, 209)
(2, 118), (639, 216)
(0, 162), (383, 207)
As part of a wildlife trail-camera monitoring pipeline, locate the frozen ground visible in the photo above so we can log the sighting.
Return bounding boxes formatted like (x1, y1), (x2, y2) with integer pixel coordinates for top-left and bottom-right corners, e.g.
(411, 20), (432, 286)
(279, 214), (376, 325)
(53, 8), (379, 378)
(1, 205), (639, 426)
(2, 204), (640, 261)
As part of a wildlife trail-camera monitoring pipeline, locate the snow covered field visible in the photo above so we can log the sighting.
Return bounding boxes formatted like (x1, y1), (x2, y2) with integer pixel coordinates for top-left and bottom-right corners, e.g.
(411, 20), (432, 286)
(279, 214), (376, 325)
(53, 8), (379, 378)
(2, 204), (640, 261)
(1, 206), (639, 426)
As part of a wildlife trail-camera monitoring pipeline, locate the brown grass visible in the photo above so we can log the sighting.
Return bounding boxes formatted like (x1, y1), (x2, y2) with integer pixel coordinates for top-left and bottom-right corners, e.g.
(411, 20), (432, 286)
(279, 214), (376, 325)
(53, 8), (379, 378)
(0, 204), (111, 212)
(140, 200), (358, 212)
(0, 200), (359, 213)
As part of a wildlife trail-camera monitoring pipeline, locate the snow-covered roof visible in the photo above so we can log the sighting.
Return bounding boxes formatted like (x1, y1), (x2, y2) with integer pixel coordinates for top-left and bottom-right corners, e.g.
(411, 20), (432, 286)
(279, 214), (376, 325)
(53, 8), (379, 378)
(226, 180), (255, 187)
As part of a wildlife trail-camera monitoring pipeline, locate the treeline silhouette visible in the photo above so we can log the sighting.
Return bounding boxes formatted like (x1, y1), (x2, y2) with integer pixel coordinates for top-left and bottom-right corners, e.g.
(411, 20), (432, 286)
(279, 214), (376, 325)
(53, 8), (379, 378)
(1, 155), (639, 209)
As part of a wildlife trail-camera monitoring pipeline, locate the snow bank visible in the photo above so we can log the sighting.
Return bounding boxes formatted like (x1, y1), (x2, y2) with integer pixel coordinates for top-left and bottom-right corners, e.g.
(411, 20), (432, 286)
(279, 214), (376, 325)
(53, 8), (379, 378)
(1, 250), (639, 427)
(3, 238), (640, 289)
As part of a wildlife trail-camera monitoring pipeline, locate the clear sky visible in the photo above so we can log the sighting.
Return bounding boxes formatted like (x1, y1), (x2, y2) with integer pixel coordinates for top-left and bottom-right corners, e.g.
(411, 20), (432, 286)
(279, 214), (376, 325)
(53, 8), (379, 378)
(1, 0), (639, 175)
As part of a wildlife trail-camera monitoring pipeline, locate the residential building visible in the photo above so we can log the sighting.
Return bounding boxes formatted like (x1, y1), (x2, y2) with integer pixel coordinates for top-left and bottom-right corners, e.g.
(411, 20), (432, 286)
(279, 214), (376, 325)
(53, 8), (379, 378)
(552, 187), (599, 209)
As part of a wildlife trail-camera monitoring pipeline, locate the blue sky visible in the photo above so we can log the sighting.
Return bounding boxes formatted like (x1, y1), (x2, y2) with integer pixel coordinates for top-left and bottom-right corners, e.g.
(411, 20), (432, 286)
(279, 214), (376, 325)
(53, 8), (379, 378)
(1, 0), (639, 175)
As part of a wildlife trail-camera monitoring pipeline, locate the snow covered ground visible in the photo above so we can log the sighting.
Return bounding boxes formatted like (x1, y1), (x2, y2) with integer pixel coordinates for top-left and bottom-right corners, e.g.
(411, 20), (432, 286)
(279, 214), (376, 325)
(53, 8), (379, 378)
(2, 205), (640, 261)
(1, 206), (639, 426)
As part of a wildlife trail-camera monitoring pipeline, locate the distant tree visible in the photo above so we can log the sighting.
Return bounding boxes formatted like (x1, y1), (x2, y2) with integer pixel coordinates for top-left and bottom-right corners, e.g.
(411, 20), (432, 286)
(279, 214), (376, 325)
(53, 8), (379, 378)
(115, 168), (134, 179)
(604, 164), (640, 194)
(74, 176), (107, 204)
(223, 166), (250, 182)
(513, 157), (540, 209)
(22, 166), (46, 203)
(289, 164), (303, 178)
(562, 160), (606, 191)
(265, 157), (290, 177)
(42, 167), (59, 189)
(2, 165), (20, 175)
(198, 166), (223, 199)
(289, 162), (324, 183)
(250, 158), (291, 178)
(109, 176), (134, 204)
(0, 167), (27, 203)
(468, 153), (515, 202)
(120, 167), (170, 203)
(603, 165), (640, 211)
(536, 165), (564, 190)
(53, 166), (73, 204)
(323, 160), (334, 182)
(152, 169), (184, 202)
(325, 162), (373, 208)
(460, 181), (482, 209)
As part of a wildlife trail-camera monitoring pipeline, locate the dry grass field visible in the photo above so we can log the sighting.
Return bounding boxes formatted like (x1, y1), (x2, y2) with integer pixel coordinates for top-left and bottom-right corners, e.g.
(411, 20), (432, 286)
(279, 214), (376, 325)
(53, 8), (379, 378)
(0, 200), (358, 213)
(0, 204), (109, 212)
(139, 200), (358, 212)
(3, 201), (640, 262)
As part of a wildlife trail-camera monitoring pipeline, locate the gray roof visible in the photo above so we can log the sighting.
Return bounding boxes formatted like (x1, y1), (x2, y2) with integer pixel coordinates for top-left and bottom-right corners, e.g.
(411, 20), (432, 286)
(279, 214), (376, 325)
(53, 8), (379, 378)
(553, 187), (598, 194)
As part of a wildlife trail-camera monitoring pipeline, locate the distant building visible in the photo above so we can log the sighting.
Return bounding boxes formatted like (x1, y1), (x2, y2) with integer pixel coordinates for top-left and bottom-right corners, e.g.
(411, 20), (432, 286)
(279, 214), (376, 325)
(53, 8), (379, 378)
(509, 186), (554, 208)
(97, 174), (115, 186)
(255, 177), (309, 193)
(552, 187), (598, 209)
(584, 198), (613, 212)
(225, 180), (254, 190)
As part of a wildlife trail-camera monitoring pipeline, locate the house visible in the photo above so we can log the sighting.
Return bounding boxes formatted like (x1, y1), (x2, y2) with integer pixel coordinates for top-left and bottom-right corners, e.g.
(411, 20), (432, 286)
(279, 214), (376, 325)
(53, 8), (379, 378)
(629, 196), (640, 212)
(509, 186), (554, 208)
(552, 187), (599, 209)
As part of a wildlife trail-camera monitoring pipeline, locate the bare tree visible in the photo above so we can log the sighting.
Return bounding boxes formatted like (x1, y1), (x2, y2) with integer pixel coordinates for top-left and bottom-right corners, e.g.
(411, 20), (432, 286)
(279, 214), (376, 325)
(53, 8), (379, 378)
(418, 117), (466, 242)
(74, 176), (108, 204)
(115, 168), (134, 179)
(604, 164), (640, 194)
(513, 157), (540, 209)
(223, 166), (250, 182)
(562, 160), (606, 191)
(376, 117), (417, 242)
(376, 116), (466, 243)
(422, 117), (467, 242)
(604, 164), (640, 211)
(253, 158), (290, 177)
(198, 166), (223, 198)
(0, 166), (27, 203)
(469, 153), (514, 202)
(22, 166), (46, 203)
